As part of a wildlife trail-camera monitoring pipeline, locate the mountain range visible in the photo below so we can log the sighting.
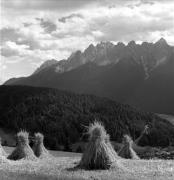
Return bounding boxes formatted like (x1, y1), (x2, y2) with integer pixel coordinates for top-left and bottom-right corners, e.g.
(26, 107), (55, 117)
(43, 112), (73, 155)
(5, 38), (174, 114)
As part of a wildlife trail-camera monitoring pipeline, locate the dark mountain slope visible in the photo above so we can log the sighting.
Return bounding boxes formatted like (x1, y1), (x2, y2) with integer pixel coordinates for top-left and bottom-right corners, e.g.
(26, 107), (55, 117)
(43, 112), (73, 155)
(4, 60), (145, 103)
(4, 39), (174, 114)
(128, 53), (174, 114)
(0, 85), (174, 150)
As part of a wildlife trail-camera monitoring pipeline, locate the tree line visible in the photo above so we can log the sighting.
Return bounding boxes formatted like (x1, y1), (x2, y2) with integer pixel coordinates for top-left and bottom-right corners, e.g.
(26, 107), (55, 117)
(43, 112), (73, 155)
(0, 85), (174, 150)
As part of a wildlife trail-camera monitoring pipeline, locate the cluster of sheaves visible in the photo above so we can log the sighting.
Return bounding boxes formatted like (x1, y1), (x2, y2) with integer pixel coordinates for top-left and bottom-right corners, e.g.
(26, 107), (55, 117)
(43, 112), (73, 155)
(0, 122), (173, 170)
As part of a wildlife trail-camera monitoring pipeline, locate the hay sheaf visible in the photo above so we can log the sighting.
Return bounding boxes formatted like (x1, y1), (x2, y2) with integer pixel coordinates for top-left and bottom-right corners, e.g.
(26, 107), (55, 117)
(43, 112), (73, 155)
(32, 133), (50, 158)
(79, 122), (119, 170)
(118, 135), (140, 160)
(7, 131), (37, 161)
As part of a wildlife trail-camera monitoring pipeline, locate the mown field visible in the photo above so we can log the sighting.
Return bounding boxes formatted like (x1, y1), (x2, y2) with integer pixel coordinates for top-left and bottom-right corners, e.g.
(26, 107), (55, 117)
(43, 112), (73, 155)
(0, 147), (174, 180)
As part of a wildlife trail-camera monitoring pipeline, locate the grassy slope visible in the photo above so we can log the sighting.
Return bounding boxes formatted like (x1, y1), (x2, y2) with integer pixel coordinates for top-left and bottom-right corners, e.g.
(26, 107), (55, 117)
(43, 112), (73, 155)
(157, 114), (174, 126)
(0, 147), (174, 180)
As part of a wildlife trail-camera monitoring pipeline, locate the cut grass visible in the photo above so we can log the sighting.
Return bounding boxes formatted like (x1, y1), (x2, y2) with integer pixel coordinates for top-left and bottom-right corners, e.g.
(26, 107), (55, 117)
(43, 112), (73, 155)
(0, 147), (174, 180)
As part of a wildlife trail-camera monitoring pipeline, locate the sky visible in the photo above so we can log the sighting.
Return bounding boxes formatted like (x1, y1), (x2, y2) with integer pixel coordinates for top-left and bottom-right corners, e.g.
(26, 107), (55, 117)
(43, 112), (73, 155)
(0, 0), (174, 83)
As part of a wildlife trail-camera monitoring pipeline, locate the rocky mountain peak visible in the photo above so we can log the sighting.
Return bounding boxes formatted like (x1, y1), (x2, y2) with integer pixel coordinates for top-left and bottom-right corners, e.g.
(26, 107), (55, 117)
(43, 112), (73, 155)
(117, 42), (125, 47)
(84, 44), (97, 62)
(141, 41), (153, 47)
(155, 38), (168, 47)
(96, 41), (114, 49)
(33, 39), (173, 79)
(128, 40), (136, 47)
(86, 43), (95, 50)
(34, 59), (58, 74)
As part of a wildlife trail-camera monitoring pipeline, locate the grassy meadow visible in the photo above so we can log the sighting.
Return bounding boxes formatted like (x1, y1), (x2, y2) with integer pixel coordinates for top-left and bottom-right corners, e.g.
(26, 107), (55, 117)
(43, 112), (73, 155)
(0, 147), (173, 180)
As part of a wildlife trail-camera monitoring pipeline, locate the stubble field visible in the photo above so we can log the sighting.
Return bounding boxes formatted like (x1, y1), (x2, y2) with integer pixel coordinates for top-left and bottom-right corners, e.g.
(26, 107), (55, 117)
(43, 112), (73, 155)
(0, 147), (174, 180)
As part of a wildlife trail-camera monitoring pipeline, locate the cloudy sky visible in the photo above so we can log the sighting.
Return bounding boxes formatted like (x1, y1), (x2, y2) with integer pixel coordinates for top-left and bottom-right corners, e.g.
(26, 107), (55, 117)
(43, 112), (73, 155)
(0, 0), (174, 83)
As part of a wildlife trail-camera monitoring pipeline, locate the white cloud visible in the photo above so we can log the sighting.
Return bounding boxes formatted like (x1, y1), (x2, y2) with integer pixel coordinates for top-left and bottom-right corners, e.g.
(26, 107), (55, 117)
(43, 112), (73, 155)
(77, 2), (174, 43)
(1, 41), (30, 57)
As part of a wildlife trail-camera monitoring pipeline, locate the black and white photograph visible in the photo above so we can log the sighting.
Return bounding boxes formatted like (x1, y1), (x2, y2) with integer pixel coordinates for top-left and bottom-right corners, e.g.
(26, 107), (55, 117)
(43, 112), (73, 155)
(0, 0), (174, 179)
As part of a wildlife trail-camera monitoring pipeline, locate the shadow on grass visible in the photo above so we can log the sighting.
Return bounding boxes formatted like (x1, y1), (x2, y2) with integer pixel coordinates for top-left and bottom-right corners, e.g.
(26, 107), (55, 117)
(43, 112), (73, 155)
(66, 162), (116, 172)
(66, 161), (81, 172)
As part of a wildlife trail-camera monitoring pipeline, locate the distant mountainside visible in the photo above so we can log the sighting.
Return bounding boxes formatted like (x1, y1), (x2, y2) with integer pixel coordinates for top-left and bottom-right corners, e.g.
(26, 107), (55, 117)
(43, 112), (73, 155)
(5, 38), (174, 114)
(0, 85), (174, 150)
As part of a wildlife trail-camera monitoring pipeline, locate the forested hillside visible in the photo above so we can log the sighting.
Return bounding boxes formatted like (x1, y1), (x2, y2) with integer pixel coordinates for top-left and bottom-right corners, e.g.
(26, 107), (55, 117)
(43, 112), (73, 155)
(0, 85), (174, 150)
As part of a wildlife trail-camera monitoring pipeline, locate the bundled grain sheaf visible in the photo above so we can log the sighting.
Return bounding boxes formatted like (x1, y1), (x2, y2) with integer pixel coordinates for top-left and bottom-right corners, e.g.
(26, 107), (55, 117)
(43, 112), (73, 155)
(32, 133), (50, 158)
(118, 135), (139, 159)
(7, 131), (37, 161)
(79, 122), (119, 169)
(0, 137), (7, 157)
